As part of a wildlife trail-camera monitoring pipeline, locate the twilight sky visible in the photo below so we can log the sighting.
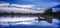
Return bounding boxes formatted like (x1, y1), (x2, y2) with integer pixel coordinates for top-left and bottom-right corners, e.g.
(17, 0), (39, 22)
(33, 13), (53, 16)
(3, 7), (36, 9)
(0, 0), (60, 12)
(0, 0), (60, 8)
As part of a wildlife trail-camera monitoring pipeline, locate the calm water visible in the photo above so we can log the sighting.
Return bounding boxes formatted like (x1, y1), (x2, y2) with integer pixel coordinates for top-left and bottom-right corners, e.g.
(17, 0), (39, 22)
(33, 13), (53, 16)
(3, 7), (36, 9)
(0, 16), (60, 28)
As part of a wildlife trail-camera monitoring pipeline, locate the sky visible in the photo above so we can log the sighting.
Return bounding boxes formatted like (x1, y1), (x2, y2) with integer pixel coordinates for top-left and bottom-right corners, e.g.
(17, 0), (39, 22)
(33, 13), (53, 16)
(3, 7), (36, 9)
(0, 0), (60, 12)
(0, 0), (60, 8)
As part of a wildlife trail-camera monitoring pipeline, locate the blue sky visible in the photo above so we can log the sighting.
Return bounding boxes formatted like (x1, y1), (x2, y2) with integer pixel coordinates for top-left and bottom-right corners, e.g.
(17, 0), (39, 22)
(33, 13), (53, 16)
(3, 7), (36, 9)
(0, 0), (60, 6)
(0, 0), (60, 12)
(1, 0), (59, 4)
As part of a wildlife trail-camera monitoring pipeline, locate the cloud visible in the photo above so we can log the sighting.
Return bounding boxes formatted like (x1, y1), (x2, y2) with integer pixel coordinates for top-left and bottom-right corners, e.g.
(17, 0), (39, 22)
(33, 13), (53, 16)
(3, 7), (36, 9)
(11, 4), (35, 8)
(0, 3), (9, 6)
(0, 7), (44, 13)
(0, 0), (59, 9)
(35, 2), (59, 8)
(0, 3), (44, 13)
(0, 3), (35, 8)
(52, 8), (60, 12)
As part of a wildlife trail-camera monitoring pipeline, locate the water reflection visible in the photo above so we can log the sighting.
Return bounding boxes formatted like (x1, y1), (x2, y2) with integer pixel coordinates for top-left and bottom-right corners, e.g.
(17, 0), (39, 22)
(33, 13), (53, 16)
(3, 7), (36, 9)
(0, 16), (60, 27)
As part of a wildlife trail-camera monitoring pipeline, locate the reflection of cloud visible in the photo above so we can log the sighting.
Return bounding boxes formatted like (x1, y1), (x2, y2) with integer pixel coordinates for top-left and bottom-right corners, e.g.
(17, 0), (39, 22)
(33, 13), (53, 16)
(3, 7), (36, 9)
(34, 19), (59, 27)
(0, 17), (59, 27)
(0, 17), (37, 22)
(16, 22), (32, 25)
(0, 17), (36, 26)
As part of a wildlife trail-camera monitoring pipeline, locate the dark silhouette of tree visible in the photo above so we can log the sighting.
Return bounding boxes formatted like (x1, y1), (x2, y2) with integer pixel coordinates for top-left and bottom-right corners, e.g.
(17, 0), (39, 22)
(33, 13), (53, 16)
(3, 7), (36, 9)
(11, 12), (14, 14)
(44, 8), (52, 15)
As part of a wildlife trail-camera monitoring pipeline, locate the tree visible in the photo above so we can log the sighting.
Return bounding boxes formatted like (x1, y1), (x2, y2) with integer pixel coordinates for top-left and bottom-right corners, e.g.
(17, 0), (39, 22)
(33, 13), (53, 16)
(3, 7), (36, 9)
(44, 8), (52, 15)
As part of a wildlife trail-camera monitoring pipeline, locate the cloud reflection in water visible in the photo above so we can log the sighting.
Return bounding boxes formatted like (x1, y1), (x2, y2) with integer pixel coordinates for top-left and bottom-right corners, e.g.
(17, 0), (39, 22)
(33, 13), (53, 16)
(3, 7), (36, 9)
(0, 17), (59, 27)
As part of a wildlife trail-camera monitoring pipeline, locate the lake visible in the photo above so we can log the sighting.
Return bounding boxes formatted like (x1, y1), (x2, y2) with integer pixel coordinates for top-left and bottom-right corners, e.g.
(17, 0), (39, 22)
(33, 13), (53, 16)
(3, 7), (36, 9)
(0, 16), (60, 28)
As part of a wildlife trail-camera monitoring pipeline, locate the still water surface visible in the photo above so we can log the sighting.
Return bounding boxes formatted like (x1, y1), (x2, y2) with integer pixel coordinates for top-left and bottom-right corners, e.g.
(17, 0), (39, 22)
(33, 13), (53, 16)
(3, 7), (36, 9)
(0, 16), (60, 28)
